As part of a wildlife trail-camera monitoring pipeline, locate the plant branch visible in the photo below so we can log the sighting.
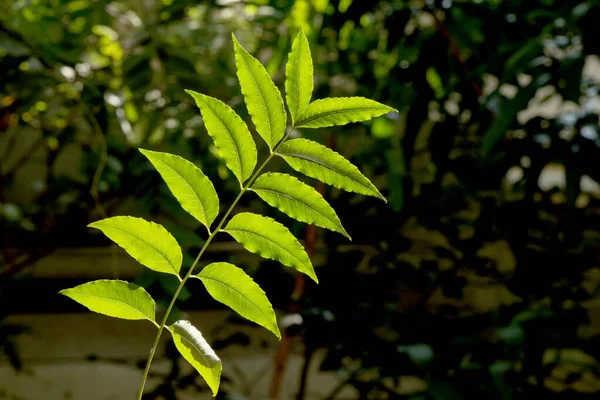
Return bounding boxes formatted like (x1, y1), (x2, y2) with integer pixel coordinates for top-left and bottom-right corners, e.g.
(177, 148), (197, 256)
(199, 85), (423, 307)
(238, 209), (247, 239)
(425, 6), (482, 98)
(137, 128), (295, 399)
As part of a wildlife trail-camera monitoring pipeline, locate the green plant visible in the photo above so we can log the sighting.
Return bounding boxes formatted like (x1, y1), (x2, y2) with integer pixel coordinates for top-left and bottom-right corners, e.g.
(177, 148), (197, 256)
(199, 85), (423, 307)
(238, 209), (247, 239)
(59, 30), (396, 398)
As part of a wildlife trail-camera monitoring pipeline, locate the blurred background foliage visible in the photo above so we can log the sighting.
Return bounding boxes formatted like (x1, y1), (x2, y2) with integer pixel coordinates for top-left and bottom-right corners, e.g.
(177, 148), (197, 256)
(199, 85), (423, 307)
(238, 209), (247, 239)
(2, 0), (600, 399)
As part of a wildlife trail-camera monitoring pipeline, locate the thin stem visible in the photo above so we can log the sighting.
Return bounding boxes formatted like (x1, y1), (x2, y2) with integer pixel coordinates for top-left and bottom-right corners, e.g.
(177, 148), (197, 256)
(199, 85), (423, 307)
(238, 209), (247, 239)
(137, 229), (215, 400)
(137, 129), (293, 399)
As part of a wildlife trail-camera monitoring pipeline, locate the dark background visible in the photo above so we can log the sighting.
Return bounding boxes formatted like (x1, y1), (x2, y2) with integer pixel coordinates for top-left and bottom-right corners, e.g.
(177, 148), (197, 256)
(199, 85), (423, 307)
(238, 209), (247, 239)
(2, 0), (600, 399)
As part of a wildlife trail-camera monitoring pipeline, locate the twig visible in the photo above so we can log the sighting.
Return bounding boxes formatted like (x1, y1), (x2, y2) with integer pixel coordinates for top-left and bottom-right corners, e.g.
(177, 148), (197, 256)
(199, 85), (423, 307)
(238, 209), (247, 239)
(296, 346), (315, 400)
(425, 6), (482, 98)
(85, 106), (109, 220)
(137, 126), (299, 399)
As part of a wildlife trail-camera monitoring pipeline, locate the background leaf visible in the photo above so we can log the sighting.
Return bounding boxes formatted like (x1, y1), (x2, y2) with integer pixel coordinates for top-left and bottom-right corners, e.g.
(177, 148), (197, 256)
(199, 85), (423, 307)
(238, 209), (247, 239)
(223, 212), (317, 282)
(140, 149), (219, 230)
(185, 90), (257, 184)
(169, 320), (222, 396)
(89, 216), (182, 275)
(294, 97), (397, 128)
(278, 139), (385, 201)
(285, 29), (313, 125)
(233, 34), (287, 149)
(195, 262), (280, 339)
(251, 172), (350, 239)
(481, 83), (538, 156)
(60, 280), (155, 322)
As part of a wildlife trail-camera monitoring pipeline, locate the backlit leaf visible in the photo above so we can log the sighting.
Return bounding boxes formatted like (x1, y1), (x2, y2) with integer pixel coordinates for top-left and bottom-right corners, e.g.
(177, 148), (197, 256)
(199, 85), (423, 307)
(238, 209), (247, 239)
(185, 90), (257, 184)
(223, 212), (317, 282)
(233, 34), (287, 150)
(277, 138), (386, 201)
(169, 320), (221, 396)
(251, 172), (350, 239)
(60, 280), (155, 322)
(195, 262), (280, 338)
(140, 149), (219, 230)
(285, 29), (313, 125)
(89, 216), (182, 275)
(295, 97), (397, 128)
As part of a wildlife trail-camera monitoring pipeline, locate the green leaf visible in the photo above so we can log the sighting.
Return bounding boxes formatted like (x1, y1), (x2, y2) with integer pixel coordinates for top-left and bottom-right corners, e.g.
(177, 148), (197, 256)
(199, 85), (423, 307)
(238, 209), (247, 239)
(481, 83), (538, 156)
(277, 138), (386, 201)
(294, 97), (397, 128)
(89, 216), (182, 275)
(169, 320), (221, 396)
(185, 90), (257, 184)
(223, 212), (317, 282)
(60, 280), (155, 322)
(232, 34), (287, 150)
(285, 29), (313, 125)
(195, 262), (280, 339)
(139, 149), (219, 230)
(251, 172), (350, 239)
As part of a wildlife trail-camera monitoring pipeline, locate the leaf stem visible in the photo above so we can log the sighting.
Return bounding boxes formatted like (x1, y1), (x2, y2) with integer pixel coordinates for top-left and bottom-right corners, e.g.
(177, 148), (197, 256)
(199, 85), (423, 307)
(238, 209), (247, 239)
(137, 128), (293, 399)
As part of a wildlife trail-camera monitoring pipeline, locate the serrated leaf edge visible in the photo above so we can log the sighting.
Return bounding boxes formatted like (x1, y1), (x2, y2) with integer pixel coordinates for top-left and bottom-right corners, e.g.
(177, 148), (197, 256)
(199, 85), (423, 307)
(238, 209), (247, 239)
(88, 217), (182, 275)
(250, 173), (350, 239)
(277, 140), (387, 202)
(139, 148), (217, 229)
(295, 96), (397, 128)
(194, 263), (281, 339)
(59, 279), (156, 323)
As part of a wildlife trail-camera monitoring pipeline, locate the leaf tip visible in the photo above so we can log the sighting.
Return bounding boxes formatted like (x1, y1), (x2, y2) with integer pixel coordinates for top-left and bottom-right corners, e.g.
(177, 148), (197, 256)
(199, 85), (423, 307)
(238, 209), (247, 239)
(185, 89), (203, 104)
(231, 32), (240, 47)
(184, 88), (198, 97)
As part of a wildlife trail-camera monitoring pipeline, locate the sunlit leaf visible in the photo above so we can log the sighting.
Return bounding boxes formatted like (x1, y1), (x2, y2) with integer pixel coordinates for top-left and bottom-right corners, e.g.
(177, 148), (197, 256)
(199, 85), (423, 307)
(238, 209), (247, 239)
(251, 172), (350, 239)
(140, 149), (219, 230)
(277, 138), (385, 201)
(233, 34), (287, 150)
(89, 216), (182, 275)
(169, 320), (221, 396)
(185, 90), (257, 184)
(223, 212), (317, 282)
(60, 280), (155, 322)
(295, 97), (397, 128)
(286, 28), (313, 125)
(195, 262), (280, 338)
